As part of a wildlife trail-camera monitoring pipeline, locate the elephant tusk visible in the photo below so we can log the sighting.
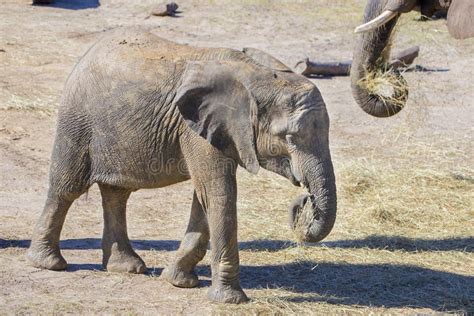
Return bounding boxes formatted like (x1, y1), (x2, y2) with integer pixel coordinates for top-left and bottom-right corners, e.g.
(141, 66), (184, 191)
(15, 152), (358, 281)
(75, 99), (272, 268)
(354, 10), (398, 33)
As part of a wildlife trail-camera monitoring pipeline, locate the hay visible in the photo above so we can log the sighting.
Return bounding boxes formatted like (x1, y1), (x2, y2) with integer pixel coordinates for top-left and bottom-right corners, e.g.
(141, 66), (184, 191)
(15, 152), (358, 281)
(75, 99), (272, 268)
(338, 159), (473, 235)
(1, 94), (56, 114)
(291, 197), (315, 244)
(227, 151), (474, 314)
(357, 67), (409, 110)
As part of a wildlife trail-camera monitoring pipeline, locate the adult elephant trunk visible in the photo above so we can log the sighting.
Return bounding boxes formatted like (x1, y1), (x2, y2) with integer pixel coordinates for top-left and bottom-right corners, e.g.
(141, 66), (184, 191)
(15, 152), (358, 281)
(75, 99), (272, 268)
(289, 158), (337, 243)
(351, 0), (415, 117)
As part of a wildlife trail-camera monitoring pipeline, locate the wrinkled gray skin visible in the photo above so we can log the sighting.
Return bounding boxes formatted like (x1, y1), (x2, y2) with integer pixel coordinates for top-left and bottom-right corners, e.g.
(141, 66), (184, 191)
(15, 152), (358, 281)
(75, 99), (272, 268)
(26, 29), (337, 304)
(352, 0), (474, 117)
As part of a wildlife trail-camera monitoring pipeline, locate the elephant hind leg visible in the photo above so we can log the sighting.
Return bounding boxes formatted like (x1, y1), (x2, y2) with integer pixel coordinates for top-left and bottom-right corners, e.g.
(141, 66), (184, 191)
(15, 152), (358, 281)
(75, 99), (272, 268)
(26, 191), (79, 270)
(99, 183), (146, 274)
(162, 190), (209, 288)
(27, 131), (91, 270)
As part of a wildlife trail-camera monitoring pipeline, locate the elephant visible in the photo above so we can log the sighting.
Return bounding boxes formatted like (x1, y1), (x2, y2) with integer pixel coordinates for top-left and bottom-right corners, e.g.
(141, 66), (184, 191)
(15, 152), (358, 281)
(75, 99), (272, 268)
(351, 0), (474, 117)
(26, 28), (337, 303)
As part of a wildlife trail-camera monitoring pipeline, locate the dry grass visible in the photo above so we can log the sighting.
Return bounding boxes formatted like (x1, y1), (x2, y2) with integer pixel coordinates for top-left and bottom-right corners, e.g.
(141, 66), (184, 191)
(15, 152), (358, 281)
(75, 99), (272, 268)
(228, 145), (473, 314)
(1, 0), (473, 314)
(0, 94), (56, 114)
(357, 67), (409, 110)
(338, 160), (473, 235)
(292, 197), (315, 243)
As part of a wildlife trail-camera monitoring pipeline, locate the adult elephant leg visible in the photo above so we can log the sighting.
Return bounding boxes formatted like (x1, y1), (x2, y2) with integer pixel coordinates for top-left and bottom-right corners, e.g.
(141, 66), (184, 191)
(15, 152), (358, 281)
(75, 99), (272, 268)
(162, 191), (210, 288)
(99, 183), (146, 274)
(26, 192), (76, 270)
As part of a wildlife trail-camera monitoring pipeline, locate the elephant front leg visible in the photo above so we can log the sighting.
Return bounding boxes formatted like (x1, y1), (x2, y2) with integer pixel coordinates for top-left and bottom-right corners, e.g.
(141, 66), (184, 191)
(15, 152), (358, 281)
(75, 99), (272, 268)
(99, 184), (146, 274)
(204, 177), (248, 304)
(180, 132), (248, 303)
(162, 191), (209, 288)
(190, 173), (248, 303)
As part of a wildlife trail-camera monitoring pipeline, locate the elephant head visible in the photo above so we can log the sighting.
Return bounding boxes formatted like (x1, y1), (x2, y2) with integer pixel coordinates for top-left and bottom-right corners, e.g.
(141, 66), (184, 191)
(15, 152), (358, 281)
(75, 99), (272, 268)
(351, 0), (474, 117)
(176, 58), (337, 242)
(238, 50), (336, 241)
(245, 63), (337, 242)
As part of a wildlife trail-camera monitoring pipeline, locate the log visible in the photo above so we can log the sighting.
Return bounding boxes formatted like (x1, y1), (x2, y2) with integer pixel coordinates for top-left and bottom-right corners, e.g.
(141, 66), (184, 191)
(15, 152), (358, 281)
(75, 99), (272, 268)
(389, 46), (420, 69)
(295, 59), (351, 77)
(295, 46), (420, 77)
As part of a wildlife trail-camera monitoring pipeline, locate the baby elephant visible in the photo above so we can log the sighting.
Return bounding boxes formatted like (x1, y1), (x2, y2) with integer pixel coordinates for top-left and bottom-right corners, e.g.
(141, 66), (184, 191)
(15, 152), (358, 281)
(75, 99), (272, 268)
(27, 28), (337, 303)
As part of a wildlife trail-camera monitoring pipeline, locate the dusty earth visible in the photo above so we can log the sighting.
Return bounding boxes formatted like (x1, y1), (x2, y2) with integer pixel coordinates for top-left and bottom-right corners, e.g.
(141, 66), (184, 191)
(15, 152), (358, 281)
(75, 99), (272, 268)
(0, 0), (473, 314)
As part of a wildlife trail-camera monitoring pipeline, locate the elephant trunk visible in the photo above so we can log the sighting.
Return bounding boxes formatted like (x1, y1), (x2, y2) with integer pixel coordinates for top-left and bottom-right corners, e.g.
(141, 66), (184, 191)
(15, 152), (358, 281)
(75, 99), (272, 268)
(350, 0), (408, 117)
(289, 158), (337, 243)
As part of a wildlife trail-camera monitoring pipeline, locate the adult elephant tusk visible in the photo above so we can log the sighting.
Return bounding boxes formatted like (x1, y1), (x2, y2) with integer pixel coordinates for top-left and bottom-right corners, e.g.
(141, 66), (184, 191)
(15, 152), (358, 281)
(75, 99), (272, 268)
(354, 10), (398, 33)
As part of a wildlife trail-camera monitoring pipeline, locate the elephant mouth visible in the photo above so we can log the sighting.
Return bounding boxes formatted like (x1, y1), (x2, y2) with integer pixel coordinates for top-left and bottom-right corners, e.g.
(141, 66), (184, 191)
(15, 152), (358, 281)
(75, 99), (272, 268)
(281, 158), (301, 187)
(289, 174), (301, 187)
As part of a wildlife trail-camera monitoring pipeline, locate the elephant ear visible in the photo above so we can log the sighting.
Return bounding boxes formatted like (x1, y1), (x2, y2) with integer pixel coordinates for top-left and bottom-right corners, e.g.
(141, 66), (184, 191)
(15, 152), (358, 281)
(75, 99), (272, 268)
(174, 62), (259, 174)
(447, 0), (474, 39)
(242, 47), (292, 72)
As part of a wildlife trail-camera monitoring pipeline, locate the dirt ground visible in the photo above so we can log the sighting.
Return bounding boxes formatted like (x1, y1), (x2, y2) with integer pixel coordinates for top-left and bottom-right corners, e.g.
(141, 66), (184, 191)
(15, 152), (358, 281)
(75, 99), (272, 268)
(0, 0), (473, 314)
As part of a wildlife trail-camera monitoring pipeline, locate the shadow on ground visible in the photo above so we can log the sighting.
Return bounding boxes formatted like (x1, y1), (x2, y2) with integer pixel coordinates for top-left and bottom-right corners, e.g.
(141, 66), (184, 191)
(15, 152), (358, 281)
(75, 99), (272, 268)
(323, 235), (473, 252)
(0, 238), (179, 251)
(2, 237), (472, 311)
(67, 263), (103, 271)
(1, 235), (472, 252)
(66, 263), (166, 276)
(239, 236), (473, 252)
(240, 261), (473, 312)
(33, 0), (99, 10)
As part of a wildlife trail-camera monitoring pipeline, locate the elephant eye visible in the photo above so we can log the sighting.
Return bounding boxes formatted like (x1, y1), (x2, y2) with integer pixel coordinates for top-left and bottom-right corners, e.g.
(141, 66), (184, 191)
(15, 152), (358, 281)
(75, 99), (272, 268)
(286, 134), (297, 152)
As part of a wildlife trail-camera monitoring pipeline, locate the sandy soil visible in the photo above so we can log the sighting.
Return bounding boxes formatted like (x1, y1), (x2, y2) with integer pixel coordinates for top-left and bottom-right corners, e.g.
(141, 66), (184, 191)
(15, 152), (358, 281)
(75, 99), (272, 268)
(1, 0), (473, 314)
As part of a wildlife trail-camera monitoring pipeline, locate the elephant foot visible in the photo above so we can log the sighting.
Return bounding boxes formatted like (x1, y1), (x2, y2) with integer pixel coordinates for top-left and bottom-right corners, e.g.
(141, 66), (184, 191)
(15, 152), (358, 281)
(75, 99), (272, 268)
(104, 251), (146, 274)
(26, 244), (67, 271)
(161, 265), (199, 288)
(207, 285), (249, 304)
